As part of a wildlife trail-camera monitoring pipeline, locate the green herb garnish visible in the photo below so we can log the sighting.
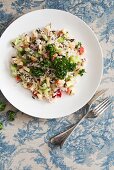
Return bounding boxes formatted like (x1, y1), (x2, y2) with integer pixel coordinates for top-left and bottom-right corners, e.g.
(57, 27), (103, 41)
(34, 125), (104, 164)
(53, 57), (76, 79)
(41, 59), (51, 69)
(67, 62), (76, 72)
(0, 122), (3, 130)
(55, 68), (67, 79)
(30, 67), (44, 77)
(78, 69), (85, 76)
(0, 102), (6, 111)
(46, 44), (56, 57)
(7, 110), (16, 121)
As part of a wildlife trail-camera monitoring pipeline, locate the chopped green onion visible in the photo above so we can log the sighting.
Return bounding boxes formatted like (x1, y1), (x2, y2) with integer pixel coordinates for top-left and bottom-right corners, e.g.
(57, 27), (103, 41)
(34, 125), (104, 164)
(11, 64), (17, 76)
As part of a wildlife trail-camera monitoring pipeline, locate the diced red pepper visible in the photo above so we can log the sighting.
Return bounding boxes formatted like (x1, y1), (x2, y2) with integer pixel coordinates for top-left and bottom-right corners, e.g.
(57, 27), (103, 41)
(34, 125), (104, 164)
(16, 76), (21, 82)
(53, 89), (62, 98)
(56, 89), (62, 97)
(78, 46), (84, 55)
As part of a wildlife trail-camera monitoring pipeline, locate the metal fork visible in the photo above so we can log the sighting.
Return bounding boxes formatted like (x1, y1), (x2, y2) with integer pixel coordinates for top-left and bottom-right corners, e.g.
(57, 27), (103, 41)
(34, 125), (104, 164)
(50, 89), (107, 146)
(50, 94), (111, 147)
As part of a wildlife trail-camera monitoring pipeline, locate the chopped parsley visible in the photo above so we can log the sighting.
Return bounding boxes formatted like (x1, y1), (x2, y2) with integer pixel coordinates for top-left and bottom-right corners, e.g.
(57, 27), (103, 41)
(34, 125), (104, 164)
(7, 110), (16, 121)
(40, 59), (51, 69)
(53, 57), (76, 79)
(0, 122), (3, 130)
(78, 69), (85, 76)
(46, 44), (56, 57)
(0, 102), (6, 111)
(30, 67), (44, 77)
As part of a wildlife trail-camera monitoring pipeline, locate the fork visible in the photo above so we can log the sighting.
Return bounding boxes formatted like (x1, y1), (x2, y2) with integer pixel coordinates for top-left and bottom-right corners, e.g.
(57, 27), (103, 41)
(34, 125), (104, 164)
(50, 89), (107, 146)
(50, 95), (111, 147)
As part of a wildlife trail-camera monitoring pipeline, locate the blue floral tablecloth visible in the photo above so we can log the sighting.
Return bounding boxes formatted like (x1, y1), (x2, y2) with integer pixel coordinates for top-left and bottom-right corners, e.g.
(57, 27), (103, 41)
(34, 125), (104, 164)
(0, 1), (114, 170)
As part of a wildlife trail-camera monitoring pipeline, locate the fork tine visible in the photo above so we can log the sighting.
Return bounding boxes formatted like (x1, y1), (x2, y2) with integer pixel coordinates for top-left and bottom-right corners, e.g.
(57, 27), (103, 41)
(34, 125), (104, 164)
(88, 89), (108, 105)
(96, 101), (112, 115)
(94, 100), (112, 117)
(94, 97), (109, 112)
(95, 98), (110, 113)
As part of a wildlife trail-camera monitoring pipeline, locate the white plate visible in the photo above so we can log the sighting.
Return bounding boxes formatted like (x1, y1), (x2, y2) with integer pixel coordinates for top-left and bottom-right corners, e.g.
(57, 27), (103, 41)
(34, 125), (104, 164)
(0, 9), (103, 119)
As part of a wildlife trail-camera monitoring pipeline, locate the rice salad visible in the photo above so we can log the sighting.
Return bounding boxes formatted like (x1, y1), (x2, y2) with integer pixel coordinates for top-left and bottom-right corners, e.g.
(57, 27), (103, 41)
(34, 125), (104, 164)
(10, 24), (86, 101)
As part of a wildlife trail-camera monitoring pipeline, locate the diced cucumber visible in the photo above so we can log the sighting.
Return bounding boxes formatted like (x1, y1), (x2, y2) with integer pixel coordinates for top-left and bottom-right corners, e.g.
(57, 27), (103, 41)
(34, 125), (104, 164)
(14, 38), (21, 45)
(75, 56), (81, 63)
(44, 88), (50, 96)
(39, 83), (47, 90)
(57, 37), (65, 43)
(11, 64), (17, 76)
(18, 47), (23, 52)
(69, 55), (81, 63)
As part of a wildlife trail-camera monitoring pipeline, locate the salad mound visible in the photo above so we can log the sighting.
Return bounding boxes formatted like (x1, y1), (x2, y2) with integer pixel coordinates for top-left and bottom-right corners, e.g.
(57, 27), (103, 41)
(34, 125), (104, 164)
(10, 24), (86, 101)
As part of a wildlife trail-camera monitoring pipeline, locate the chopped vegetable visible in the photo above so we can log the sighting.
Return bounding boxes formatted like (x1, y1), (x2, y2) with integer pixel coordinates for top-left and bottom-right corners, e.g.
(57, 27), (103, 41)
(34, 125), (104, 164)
(67, 62), (76, 72)
(18, 49), (26, 56)
(0, 122), (3, 130)
(46, 44), (56, 57)
(56, 89), (62, 97)
(7, 110), (16, 121)
(66, 87), (71, 95)
(0, 102), (6, 111)
(11, 64), (17, 77)
(78, 46), (84, 55)
(75, 42), (82, 49)
(30, 67), (44, 77)
(16, 75), (21, 82)
(78, 69), (85, 76)
(41, 59), (51, 69)
(57, 37), (65, 43)
(53, 57), (76, 79)
(69, 56), (81, 63)
(12, 37), (21, 46)
(55, 68), (67, 79)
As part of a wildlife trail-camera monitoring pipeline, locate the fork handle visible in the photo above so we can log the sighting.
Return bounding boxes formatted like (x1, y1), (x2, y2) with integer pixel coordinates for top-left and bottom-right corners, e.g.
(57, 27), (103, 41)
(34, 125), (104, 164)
(50, 112), (90, 146)
(50, 124), (76, 145)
